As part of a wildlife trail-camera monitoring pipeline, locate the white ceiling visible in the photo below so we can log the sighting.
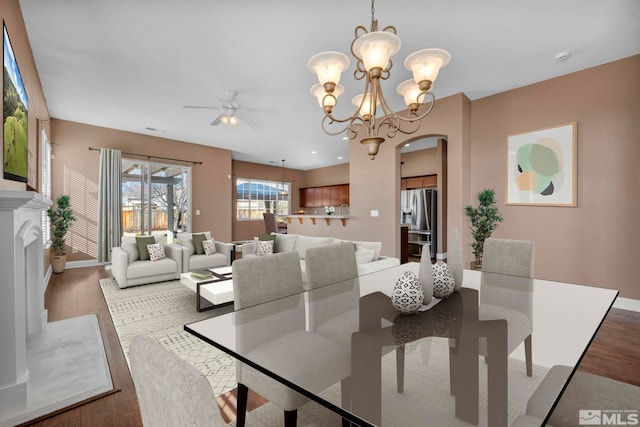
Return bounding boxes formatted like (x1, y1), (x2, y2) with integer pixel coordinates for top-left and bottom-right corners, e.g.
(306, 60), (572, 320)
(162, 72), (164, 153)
(19, 0), (640, 170)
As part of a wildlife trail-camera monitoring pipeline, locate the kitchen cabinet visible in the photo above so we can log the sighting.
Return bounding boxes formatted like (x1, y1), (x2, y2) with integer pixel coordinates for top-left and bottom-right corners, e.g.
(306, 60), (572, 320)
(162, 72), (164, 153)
(299, 184), (349, 208)
(401, 174), (437, 190)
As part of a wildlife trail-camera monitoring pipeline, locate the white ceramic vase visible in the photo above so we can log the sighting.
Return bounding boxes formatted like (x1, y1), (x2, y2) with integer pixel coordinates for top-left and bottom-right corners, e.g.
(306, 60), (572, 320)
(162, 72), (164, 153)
(448, 227), (464, 291)
(418, 249), (434, 305)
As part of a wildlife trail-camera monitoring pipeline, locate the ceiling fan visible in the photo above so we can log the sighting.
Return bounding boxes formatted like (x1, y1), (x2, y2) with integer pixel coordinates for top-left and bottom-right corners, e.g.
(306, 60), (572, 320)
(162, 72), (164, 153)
(183, 90), (261, 129)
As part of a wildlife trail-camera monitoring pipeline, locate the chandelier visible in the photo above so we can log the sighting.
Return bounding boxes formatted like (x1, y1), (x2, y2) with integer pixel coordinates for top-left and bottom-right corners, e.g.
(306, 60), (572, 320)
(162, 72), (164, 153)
(308, 0), (450, 159)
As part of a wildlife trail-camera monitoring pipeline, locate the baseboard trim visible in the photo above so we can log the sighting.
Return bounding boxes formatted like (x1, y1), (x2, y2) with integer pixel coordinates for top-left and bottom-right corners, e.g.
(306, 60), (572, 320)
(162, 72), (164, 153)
(66, 259), (106, 269)
(43, 265), (52, 292)
(613, 297), (640, 313)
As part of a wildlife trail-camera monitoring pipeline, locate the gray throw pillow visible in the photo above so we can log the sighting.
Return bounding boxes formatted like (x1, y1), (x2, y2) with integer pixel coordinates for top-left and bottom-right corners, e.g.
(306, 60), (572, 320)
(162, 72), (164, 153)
(136, 236), (156, 261)
(192, 233), (207, 255)
(258, 233), (276, 242)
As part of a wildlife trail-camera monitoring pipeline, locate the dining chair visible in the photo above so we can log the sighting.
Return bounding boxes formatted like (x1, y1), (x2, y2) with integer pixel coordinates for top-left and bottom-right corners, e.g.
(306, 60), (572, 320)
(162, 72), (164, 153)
(233, 251), (349, 427)
(262, 212), (278, 234)
(129, 334), (225, 427)
(479, 237), (535, 376)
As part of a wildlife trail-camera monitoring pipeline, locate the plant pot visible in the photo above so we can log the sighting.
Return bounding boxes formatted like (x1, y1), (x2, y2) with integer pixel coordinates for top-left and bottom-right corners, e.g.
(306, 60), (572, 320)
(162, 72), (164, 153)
(470, 260), (482, 271)
(51, 254), (67, 274)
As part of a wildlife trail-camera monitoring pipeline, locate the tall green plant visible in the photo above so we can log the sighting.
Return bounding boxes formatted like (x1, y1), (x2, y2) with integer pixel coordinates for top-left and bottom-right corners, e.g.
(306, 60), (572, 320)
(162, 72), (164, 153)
(464, 189), (503, 261)
(47, 195), (77, 257)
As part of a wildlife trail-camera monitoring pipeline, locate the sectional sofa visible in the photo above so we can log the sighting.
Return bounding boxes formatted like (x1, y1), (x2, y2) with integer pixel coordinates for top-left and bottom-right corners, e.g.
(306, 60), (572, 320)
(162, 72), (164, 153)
(242, 233), (400, 282)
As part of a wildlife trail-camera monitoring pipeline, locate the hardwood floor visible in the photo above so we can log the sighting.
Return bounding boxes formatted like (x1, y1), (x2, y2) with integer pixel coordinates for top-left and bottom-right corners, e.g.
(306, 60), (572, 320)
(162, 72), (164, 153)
(27, 265), (640, 426)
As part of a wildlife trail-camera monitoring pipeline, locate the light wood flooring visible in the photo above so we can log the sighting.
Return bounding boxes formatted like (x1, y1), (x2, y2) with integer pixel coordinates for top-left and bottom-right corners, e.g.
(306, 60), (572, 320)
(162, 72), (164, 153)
(23, 265), (640, 426)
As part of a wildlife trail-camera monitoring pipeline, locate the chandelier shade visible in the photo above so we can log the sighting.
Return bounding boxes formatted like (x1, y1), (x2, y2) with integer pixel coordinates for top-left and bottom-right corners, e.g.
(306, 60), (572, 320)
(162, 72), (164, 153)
(404, 48), (451, 90)
(352, 31), (401, 72)
(308, 0), (451, 159)
(307, 52), (350, 88)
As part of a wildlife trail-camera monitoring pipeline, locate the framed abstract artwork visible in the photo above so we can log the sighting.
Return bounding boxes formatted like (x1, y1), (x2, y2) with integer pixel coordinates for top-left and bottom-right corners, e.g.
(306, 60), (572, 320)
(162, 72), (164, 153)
(506, 122), (577, 206)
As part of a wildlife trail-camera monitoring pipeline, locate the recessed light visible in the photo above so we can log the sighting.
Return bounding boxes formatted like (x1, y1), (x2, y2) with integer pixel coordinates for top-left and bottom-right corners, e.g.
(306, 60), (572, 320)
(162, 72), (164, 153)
(311, 151), (317, 154)
(337, 156), (343, 160)
(342, 136), (349, 141)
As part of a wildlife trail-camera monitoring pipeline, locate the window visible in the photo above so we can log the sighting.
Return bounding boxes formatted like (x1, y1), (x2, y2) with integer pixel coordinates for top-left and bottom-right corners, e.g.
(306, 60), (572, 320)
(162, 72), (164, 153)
(236, 178), (290, 221)
(122, 159), (190, 241)
(41, 129), (51, 246)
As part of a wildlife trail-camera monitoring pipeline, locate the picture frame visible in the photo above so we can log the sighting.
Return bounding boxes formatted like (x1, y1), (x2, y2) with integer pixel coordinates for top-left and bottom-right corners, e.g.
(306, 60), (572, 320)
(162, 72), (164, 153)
(3, 21), (29, 184)
(506, 122), (577, 207)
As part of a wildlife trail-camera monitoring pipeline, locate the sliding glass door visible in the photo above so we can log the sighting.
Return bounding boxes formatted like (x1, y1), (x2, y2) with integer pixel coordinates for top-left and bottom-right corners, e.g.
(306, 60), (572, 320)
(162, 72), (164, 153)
(121, 159), (190, 241)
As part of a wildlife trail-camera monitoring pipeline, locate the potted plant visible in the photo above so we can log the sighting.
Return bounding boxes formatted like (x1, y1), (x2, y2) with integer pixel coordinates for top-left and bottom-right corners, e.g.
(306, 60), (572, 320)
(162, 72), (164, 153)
(464, 189), (503, 270)
(47, 194), (77, 273)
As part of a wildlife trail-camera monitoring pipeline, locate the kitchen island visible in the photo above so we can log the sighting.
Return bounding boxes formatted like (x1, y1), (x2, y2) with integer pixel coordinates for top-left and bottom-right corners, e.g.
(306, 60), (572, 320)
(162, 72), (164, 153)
(286, 214), (350, 227)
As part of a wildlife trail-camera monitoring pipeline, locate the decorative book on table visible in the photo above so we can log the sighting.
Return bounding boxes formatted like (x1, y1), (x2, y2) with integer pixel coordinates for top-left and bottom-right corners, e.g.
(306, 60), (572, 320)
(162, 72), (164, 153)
(191, 269), (213, 279)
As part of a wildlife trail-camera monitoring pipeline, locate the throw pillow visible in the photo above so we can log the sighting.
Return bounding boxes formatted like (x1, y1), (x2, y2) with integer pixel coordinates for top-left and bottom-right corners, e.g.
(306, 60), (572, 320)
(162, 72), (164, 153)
(147, 243), (166, 262)
(192, 233), (207, 255)
(355, 246), (375, 265)
(136, 236), (156, 261)
(258, 233), (276, 242)
(255, 240), (274, 256)
(202, 239), (217, 255)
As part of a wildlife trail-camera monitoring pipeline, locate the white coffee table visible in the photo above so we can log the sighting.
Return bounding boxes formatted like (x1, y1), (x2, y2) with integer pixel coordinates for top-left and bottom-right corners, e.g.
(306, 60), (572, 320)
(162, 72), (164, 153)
(180, 266), (234, 312)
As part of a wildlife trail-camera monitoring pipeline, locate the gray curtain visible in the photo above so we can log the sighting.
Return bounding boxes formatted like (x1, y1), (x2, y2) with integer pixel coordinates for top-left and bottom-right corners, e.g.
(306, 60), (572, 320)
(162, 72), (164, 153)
(97, 148), (122, 262)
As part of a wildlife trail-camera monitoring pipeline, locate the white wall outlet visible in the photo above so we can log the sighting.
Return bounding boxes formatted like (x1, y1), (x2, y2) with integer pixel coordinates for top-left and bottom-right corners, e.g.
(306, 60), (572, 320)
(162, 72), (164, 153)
(195, 209), (201, 215)
(370, 209), (379, 217)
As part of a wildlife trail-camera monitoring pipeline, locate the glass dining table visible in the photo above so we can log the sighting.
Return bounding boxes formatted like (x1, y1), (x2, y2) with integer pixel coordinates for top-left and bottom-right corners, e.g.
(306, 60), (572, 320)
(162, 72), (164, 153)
(184, 263), (618, 427)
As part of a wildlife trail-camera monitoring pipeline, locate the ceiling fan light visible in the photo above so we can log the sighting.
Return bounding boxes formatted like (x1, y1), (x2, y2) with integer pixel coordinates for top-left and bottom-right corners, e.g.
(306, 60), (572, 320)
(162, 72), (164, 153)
(229, 114), (238, 126)
(220, 115), (229, 124)
(352, 31), (401, 72)
(308, 51), (350, 87)
(404, 48), (451, 87)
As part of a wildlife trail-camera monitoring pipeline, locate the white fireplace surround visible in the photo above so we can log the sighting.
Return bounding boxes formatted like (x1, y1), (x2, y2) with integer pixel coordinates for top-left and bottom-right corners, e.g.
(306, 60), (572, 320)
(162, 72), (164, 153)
(0, 191), (113, 426)
(0, 191), (50, 392)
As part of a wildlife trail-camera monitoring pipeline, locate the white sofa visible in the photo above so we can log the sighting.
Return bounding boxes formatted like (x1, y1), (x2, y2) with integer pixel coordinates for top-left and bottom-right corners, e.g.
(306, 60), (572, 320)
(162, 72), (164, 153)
(176, 231), (233, 272)
(241, 233), (400, 282)
(111, 235), (183, 288)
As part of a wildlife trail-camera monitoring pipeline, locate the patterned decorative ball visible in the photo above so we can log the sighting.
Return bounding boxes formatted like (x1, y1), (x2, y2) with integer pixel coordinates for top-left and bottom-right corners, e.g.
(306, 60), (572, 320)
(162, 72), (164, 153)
(392, 271), (424, 314)
(432, 261), (455, 299)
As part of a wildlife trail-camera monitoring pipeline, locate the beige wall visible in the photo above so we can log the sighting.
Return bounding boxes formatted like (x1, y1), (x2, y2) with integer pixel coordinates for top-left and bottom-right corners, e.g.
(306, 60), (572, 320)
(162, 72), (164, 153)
(232, 160), (306, 241)
(300, 163), (349, 188)
(349, 55), (639, 299)
(51, 119), (233, 261)
(349, 93), (471, 259)
(400, 148), (438, 177)
(469, 55), (640, 299)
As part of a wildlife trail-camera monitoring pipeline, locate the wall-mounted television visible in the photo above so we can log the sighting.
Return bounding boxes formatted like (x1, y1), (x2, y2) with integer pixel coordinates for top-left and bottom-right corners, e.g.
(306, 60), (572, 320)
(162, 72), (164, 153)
(3, 21), (29, 183)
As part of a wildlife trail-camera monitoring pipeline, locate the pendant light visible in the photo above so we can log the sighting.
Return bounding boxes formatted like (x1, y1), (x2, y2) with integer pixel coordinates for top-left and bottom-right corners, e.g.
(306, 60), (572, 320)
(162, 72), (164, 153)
(279, 159), (288, 196)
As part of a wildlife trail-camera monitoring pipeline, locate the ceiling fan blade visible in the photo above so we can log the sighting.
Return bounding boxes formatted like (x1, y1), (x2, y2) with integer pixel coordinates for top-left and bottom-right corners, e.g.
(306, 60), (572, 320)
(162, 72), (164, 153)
(210, 114), (225, 126)
(237, 112), (259, 130)
(183, 105), (223, 110)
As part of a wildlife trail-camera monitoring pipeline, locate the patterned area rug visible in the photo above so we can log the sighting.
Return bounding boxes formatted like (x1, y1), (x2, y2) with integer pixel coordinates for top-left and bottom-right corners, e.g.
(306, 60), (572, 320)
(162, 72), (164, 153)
(99, 277), (237, 395)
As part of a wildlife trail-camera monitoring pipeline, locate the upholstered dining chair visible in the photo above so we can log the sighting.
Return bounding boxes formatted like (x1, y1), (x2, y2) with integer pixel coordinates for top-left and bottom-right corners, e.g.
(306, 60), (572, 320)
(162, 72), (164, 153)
(479, 237), (535, 376)
(232, 251), (349, 427)
(129, 334), (225, 427)
(263, 212), (287, 235)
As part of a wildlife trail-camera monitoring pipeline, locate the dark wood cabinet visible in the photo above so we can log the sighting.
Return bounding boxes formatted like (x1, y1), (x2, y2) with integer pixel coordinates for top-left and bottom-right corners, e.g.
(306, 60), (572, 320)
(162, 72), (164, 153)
(299, 184), (349, 208)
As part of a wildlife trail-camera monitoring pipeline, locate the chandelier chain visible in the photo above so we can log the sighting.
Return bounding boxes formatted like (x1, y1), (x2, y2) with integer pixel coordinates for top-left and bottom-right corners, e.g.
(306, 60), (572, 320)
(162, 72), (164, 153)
(371, 0), (375, 24)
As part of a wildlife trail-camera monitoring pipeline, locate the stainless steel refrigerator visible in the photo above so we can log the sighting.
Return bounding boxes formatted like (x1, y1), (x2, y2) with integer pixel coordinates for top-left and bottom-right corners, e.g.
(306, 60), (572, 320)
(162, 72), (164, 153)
(401, 188), (437, 259)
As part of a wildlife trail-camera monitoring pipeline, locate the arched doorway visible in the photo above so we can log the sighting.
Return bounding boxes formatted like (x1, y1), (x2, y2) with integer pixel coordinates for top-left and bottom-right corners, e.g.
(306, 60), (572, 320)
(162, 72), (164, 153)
(398, 136), (448, 262)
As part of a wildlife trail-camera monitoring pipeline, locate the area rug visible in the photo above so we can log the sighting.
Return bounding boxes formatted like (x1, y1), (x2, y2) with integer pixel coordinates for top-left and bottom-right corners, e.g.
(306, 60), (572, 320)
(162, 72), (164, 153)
(99, 277), (237, 395)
